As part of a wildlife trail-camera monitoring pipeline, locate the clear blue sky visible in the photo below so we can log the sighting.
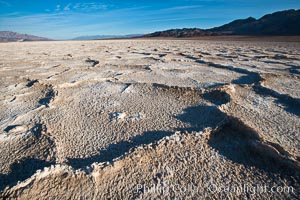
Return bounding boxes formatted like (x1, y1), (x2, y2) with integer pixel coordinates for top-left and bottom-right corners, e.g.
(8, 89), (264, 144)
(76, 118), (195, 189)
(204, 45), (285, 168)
(0, 0), (299, 39)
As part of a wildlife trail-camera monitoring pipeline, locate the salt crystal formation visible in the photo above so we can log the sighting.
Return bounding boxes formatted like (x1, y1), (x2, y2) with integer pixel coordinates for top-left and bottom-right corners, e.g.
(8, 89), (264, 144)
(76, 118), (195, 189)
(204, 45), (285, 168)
(0, 39), (299, 199)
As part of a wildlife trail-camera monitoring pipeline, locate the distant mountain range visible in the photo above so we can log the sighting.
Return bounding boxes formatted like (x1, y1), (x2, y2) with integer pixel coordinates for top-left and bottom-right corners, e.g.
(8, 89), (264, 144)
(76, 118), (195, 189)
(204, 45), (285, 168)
(72, 34), (143, 40)
(0, 31), (52, 42)
(1, 9), (299, 42)
(144, 9), (300, 37)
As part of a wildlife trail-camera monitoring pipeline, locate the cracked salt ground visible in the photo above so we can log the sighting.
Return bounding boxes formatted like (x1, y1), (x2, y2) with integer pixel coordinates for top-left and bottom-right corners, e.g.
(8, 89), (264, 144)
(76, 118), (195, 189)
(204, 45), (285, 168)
(109, 112), (127, 120)
(109, 112), (145, 121)
(0, 40), (299, 199)
(4, 125), (28, 134)
(129, 113), (145, 120)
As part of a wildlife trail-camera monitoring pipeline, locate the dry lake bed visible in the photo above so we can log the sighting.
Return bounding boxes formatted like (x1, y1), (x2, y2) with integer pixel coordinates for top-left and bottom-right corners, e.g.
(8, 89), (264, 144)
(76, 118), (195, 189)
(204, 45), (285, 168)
(0, 39), (299, 199)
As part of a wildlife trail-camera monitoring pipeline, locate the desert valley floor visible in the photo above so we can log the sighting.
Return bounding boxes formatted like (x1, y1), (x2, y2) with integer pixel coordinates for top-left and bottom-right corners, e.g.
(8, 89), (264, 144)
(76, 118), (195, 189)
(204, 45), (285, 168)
(0, 39), (299, 199)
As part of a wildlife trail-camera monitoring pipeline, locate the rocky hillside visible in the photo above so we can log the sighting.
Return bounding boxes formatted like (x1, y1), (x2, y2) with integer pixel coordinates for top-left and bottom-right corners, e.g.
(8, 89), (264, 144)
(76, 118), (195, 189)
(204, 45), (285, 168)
(0, 31), (52, 42)
(144, 9), (300, 37)
(209, 9), (300, 35)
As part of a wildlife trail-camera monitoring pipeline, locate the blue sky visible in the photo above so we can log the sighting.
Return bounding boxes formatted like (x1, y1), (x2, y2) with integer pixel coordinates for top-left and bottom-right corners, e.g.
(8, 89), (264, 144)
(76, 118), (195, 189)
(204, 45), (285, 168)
(0, 0), (299, 39)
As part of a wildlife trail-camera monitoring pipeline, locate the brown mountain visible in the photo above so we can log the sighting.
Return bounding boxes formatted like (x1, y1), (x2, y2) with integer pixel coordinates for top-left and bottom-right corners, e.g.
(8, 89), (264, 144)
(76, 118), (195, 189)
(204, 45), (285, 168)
(0, 31), (52, 42)
(143, 28), (215, 37)
(144, 9), (300, 37)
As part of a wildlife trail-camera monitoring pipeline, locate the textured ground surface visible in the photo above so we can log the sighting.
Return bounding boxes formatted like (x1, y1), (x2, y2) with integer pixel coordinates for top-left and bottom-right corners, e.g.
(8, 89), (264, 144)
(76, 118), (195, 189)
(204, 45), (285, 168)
(0, 40), (299, 199)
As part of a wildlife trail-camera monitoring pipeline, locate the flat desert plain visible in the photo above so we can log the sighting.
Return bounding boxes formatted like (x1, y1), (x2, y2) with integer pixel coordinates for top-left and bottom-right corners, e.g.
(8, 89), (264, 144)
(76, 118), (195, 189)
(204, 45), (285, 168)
(0, 39), (299, 199)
